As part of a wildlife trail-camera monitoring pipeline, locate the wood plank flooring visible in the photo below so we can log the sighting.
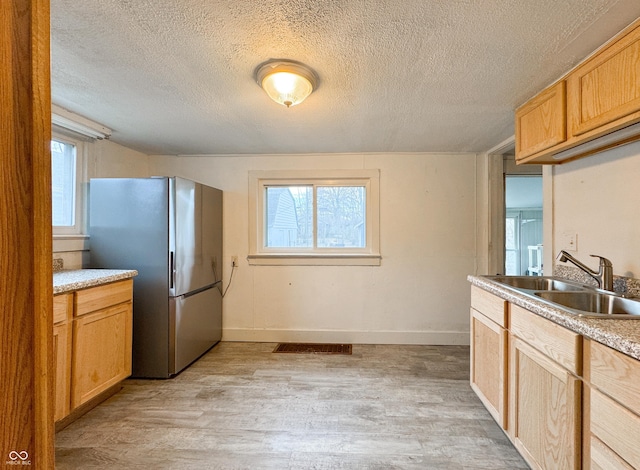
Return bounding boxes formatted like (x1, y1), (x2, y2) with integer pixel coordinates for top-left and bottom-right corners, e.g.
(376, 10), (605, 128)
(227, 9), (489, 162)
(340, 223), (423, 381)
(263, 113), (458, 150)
(55, 342), (528, 469)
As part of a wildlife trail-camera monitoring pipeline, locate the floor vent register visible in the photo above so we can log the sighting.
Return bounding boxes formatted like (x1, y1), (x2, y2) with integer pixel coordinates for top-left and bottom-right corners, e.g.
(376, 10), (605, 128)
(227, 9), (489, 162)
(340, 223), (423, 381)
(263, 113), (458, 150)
(273, 343), (353, 355)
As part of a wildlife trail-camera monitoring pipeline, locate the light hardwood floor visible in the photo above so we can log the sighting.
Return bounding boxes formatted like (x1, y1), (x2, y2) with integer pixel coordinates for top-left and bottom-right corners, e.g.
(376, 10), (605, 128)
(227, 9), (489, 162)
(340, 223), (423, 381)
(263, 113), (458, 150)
(55, 342), (528, 469)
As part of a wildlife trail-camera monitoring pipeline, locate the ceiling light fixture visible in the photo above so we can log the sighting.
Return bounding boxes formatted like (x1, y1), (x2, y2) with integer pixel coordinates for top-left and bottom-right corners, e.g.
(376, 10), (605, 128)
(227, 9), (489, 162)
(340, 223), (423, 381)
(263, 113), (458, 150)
(255, 59), (318, 108)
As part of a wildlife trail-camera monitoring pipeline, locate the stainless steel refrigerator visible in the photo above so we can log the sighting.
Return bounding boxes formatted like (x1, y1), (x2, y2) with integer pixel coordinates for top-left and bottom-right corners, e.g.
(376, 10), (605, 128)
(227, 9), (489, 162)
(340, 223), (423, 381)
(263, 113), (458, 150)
(89, 177), (222, 378)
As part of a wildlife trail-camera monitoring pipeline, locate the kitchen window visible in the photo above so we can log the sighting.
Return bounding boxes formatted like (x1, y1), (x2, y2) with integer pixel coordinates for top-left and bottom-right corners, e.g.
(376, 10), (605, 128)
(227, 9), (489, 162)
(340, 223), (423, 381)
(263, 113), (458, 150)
(248, 170), (381, 265)
(51, 134), (85, 236)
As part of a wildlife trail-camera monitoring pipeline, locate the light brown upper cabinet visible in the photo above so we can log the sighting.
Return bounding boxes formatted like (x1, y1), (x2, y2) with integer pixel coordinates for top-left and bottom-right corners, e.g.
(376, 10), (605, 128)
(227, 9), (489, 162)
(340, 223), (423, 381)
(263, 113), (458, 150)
(515, 81), (566, 161)
(568, 21), (640, 138)
(516, 18), (640, 164)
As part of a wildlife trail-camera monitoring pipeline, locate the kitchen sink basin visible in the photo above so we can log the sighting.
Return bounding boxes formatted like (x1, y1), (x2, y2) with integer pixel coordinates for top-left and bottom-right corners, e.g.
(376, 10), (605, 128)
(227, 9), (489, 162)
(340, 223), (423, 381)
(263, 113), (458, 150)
(482, 275), (640, 318)
(535, 291), (640, 317)
(486, 276), (591, 292)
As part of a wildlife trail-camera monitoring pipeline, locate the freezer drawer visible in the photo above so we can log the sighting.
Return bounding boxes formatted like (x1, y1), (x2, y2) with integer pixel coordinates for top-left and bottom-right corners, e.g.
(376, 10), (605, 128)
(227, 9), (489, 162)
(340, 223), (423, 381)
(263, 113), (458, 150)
(169, 285), (222, 375)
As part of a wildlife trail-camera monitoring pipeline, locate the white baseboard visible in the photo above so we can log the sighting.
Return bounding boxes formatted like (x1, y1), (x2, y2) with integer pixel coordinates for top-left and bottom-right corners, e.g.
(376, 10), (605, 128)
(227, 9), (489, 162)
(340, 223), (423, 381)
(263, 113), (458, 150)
(221, 328), (469, 345)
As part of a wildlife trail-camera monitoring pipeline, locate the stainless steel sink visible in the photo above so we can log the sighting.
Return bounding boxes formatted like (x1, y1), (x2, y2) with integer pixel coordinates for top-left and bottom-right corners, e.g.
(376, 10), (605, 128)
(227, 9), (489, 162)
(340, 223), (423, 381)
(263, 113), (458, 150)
(535, 291), (640, 318)
(482, 275), (640, 319)
(486, 276), (591, 292)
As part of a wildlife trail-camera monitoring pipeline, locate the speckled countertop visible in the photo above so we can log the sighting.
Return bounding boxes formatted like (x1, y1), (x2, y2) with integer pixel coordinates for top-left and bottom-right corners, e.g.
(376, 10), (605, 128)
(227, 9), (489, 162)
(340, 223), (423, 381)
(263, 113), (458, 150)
(469, 275), (640, 362)
(54, 269), (138, 295)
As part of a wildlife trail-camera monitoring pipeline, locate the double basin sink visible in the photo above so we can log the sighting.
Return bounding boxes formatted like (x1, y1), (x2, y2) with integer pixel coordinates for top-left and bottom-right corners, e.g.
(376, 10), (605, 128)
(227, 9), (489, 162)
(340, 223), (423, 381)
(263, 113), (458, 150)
(485, 275), (640, 319)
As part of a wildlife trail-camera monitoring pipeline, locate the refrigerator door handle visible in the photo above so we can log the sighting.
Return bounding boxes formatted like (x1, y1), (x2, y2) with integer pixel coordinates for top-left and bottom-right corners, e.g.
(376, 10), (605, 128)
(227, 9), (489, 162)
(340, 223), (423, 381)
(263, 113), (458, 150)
(169, 251), (175, 289)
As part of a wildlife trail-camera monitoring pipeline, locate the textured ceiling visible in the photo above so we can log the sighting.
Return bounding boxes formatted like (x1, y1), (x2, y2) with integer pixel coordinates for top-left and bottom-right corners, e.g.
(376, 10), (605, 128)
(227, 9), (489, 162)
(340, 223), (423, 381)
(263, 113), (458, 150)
(51, 0), (640, 156)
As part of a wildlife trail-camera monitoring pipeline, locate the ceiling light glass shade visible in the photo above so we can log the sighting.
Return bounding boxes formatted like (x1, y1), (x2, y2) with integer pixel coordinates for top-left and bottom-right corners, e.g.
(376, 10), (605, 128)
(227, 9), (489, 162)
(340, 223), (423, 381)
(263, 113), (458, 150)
(256, 60), (318, 108)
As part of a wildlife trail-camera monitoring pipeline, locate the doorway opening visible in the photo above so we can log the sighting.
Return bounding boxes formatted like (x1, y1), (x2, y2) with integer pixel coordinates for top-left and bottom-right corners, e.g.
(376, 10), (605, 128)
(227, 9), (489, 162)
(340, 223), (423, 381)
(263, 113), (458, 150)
(504, 175), (543, 275)
(482, 137), (544, 277)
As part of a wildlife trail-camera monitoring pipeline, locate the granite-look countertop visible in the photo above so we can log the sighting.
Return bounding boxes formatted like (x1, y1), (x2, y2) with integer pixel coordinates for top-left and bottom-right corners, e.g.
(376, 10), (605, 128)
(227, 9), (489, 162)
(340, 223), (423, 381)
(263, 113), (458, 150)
(469, 275), (640, 361)
(54, 269), (138, 295)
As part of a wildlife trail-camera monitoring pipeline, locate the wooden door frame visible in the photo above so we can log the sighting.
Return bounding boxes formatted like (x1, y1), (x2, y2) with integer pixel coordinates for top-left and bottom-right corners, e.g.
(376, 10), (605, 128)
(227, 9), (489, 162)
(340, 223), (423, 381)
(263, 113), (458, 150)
(483, 136), (544, 276)
(1, 1), (54, 468)
(481, 137), (511, 276)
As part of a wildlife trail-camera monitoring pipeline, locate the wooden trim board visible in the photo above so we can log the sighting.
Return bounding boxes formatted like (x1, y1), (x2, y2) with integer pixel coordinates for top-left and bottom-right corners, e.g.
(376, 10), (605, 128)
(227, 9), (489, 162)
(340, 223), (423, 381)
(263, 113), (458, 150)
(0, 1), (54, 468)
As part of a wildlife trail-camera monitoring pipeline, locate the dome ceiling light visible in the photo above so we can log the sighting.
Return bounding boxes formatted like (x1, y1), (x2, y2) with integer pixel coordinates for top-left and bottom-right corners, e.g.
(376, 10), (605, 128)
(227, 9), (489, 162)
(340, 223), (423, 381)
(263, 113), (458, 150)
(255, 59), (318, 108)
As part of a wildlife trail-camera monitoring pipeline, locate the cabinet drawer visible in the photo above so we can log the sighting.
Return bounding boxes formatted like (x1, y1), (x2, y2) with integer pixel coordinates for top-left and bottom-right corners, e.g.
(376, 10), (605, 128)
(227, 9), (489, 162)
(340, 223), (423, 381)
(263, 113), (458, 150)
(588, 340), (640, 416)
(510, 304), (581, 375)
(591, 388), (640, 469)
(53, 293), (72, 324)
(471, 286), (507, 328)
(75, 279), (133, 317)
(591, 435), (634, 470)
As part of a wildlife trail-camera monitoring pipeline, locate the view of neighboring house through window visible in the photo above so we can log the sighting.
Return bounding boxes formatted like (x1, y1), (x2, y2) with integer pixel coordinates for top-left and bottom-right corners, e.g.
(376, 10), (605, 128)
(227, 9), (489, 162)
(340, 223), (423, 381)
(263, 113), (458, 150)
(266, 186), (311, 248)
(249, 170), (380, 266)
(265, 185), (366, 249)
(51, 138), (77, 226)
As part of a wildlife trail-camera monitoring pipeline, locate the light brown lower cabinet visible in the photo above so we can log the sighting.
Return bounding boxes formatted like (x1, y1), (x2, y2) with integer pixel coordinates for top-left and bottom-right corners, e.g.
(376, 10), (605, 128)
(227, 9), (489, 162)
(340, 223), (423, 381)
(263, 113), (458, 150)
(586, 338), (640, 469)
(53, 279), (133, 423)
(509, 336), (581, 470)
(53, 293), (72, 421)
(72, 301), (133, 408)
(469, 286), (508, 428)
(508, 303), (582, 469)
(471, 285), (640, 469)
(589, 390), (640, 469)
(53, 320), (72, 421)
(470, 308), (507, 428)
(469, 286), (589, 469)
(590, 434), (635, 470)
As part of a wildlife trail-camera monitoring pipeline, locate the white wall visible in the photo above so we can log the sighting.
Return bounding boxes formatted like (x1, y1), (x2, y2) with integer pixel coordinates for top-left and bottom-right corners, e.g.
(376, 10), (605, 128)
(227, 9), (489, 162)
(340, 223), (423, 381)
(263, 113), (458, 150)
(87, 138), (150, 178)
(551, 141), (640, 278)
(53, 139), (150, 269)
(150, 152), (479, 345)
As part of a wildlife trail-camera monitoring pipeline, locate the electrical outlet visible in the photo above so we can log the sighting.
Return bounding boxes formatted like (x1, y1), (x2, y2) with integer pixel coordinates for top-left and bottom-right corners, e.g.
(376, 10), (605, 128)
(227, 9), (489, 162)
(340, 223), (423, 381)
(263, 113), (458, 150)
(560, 232), (578, 252)
(231, 256), (238, 267)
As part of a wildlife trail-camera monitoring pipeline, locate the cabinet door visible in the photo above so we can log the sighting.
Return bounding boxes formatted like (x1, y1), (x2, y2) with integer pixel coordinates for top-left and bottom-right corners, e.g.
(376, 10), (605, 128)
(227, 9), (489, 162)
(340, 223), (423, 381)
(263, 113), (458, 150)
(567, 21), (640, 137)
(53, 321), (71, 421)
(470, 309), (507, 428)
(515, 81), (566, 161)
(72, 302), (133, 408)
(509, 337), (581, 470)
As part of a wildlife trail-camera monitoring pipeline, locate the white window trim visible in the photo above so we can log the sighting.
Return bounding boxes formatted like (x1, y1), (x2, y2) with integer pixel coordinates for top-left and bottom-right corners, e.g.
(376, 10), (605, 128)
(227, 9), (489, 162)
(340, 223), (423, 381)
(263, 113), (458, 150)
(52, 132), (87, 237)
(248, 169), (381, 266)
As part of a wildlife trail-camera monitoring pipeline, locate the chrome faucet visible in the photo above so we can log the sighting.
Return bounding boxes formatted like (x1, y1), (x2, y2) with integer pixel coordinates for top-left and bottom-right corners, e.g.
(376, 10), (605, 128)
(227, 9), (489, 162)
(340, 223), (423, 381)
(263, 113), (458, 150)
(557, 250), (613, 291)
